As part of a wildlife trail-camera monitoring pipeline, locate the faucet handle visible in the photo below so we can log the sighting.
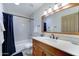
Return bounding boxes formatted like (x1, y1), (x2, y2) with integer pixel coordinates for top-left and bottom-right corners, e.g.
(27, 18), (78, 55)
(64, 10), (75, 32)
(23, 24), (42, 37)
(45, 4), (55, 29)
(51, 34), (55, 39)
(56, 37), (58, 40)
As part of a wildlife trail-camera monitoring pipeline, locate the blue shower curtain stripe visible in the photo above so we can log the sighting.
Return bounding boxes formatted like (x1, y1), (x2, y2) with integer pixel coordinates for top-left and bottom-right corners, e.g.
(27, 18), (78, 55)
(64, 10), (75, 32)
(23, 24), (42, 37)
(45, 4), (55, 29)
(2, 13), (16, 56)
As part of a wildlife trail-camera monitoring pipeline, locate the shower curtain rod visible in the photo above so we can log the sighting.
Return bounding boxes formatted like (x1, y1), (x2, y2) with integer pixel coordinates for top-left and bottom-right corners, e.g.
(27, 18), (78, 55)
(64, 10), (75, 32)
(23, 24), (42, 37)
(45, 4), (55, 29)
(3, 12), (33, 20)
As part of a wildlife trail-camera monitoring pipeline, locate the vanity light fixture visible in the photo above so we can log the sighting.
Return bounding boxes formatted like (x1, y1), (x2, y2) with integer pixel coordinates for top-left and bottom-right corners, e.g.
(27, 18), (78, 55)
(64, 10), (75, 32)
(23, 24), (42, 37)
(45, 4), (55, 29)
(42, 3), (70, 16)
(61, 3), (69, 7)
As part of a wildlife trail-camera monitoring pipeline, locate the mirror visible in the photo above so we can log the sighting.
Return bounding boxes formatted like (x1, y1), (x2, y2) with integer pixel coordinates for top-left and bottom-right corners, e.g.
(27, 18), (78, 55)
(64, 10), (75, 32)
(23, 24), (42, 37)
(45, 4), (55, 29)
(42, 3), (79, 35)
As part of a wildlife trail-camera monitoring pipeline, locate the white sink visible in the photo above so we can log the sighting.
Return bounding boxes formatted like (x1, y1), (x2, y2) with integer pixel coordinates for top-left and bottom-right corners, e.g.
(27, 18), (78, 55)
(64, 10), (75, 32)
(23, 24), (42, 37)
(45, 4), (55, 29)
(36, 36), (58, 43)
(57, 39), (72, 45)
(36, 36), (51, 40)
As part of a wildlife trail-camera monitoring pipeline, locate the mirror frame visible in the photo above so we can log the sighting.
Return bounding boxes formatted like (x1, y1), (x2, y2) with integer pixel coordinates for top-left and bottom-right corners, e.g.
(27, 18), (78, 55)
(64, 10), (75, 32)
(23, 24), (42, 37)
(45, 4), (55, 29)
(41, 3), (79, 35)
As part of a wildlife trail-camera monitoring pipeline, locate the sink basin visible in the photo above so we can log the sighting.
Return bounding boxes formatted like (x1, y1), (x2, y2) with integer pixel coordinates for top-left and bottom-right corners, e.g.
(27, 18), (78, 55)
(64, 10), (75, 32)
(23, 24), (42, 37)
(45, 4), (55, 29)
(36, 36), (51, 40)
(36, 36), (58, 43)
(57, 39), (72, 45)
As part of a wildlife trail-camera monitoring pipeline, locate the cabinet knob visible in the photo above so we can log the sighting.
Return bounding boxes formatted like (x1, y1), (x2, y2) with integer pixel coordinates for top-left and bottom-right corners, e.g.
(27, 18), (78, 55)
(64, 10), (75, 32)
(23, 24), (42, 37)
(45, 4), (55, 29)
(42, 51), (46, 56)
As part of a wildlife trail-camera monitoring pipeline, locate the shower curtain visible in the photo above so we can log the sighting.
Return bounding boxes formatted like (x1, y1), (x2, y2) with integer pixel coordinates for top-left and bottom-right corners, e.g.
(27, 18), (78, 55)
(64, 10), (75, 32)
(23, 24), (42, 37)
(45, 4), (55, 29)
(2, 13), (16, 56)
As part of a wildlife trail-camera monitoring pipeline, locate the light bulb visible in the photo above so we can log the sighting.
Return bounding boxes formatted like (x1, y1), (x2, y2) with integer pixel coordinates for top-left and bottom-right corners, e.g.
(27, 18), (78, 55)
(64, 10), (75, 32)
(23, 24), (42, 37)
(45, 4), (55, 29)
(54, 4), (58, 10)
(47, 8), (52, 13)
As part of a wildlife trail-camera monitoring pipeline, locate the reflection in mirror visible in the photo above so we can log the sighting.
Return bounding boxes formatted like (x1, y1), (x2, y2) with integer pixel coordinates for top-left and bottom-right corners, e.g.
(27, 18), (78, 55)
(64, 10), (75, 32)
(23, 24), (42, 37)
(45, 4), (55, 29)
(42, 3), (79, 35)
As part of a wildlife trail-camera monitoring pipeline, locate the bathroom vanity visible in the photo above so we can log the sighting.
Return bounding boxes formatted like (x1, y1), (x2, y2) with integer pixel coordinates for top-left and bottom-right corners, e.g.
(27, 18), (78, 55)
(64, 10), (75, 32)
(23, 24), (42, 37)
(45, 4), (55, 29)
(32, 37), (79, 56)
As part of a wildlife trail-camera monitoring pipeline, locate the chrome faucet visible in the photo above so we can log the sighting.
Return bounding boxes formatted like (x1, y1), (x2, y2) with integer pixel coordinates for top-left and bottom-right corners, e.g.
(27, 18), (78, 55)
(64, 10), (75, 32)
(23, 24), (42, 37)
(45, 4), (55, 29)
(51, 34), (55, 39)
(51, 34), (58, 40)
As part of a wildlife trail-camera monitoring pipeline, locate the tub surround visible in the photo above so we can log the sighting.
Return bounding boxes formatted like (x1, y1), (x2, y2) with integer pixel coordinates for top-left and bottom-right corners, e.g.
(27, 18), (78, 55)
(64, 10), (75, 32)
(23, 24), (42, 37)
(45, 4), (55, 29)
(32, 37), (79, 56)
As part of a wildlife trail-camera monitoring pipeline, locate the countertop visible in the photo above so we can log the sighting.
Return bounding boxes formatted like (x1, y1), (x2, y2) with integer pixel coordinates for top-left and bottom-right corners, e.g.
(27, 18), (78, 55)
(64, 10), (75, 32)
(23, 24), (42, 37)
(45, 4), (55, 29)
(33, 37), (79, 56)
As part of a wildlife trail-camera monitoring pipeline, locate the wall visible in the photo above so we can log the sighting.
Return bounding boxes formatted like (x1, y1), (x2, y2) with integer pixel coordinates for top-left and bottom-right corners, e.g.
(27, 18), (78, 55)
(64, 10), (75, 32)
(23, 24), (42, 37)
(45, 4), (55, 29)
(29, 20), (34, 38)
(0, 3), (3, 56)
(32, 4), (79, 45)
(13, 16), (32, 45)
(31, 3), (55, 33)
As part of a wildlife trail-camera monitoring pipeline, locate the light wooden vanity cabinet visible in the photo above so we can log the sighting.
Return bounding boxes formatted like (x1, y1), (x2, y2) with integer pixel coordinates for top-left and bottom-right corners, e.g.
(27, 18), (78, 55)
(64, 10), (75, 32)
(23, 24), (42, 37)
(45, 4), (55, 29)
(32, 39), (73, 56)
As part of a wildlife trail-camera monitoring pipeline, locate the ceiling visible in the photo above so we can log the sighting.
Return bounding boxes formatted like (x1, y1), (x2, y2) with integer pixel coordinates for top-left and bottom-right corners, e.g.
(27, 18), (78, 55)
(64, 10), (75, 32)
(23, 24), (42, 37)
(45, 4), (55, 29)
(3, 3), (44, 17)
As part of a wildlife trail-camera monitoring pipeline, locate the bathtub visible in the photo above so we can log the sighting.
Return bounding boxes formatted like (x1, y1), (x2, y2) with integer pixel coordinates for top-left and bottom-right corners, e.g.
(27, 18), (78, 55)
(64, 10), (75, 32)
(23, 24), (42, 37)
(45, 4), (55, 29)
(12, 40), (32, 56)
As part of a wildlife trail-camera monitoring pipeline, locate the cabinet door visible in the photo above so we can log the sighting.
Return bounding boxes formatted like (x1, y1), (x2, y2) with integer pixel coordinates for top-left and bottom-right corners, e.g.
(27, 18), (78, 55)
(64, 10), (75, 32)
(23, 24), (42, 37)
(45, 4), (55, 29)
(32, 46), (35, 56)
(32, 39), (45, 56)
(33, 45), (44, 56)
(32, 40), (42, 56)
